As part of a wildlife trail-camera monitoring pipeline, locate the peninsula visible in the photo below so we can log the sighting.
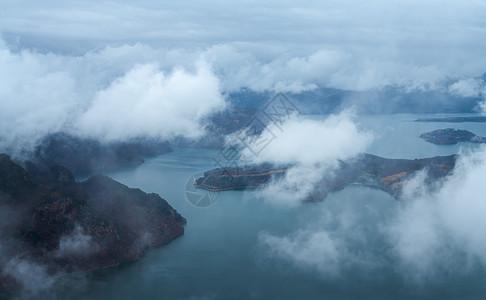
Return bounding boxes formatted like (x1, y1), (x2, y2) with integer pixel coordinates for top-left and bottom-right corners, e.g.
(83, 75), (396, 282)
(195, 154), (456, 200)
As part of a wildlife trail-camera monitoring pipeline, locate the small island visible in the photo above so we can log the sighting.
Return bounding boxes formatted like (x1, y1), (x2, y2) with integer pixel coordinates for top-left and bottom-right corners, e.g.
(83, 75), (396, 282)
(420, 128), (486, 145)
(195, 154), (456, 200)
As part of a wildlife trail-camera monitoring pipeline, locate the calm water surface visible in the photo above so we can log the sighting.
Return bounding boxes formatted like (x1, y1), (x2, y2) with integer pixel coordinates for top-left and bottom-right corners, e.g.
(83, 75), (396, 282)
(3, 114), (486, 299)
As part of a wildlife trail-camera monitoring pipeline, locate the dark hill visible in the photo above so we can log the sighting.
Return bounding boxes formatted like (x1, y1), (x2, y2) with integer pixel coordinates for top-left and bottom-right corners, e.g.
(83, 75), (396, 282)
(0, 154), (185, 290)
(34, 133), (173, 174)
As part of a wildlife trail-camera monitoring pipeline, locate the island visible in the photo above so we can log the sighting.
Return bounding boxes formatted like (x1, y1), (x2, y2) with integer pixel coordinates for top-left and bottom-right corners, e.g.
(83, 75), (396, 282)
(195, 154), (456, 200)
(0, 154), (185, 290)
(420, 128), (486, 145)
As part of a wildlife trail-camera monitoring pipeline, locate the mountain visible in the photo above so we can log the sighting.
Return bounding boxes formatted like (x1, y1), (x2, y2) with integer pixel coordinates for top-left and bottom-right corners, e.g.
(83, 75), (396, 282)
(34, 133), (173, 174)
(227, 86), (482, 114)
(0, 154), (185, 290)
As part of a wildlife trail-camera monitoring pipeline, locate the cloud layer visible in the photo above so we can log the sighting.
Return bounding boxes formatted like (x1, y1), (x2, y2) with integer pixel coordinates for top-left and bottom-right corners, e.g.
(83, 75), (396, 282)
(76, 62), (225, 142)
(1, 1), (486, 155)
(239, 111), (373, 206)
(2, 0), (486, 93)
(258, 146), (486, 283)
(388, 147), (486, 280)
(0, 41), (226, 155)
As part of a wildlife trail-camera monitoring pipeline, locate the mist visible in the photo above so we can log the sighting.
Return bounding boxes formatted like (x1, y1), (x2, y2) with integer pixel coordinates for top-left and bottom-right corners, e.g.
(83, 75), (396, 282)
(56, 225), (99, 258)
(2, 0), (486, 298)
(0, 41), (226, 155)
(240, 111), (372, 206)
(257, 146), (486, 285)
(2, 0), (486, 155)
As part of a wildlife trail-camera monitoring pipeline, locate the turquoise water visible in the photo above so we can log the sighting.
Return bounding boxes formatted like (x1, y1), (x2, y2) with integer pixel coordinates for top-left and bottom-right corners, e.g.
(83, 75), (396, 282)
(354, 113), (486, 159)
(3, 113), (486, 299)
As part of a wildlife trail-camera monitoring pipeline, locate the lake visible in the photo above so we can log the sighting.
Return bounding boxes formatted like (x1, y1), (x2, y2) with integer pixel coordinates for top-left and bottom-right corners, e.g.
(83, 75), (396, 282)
(3, 113), (486, 300)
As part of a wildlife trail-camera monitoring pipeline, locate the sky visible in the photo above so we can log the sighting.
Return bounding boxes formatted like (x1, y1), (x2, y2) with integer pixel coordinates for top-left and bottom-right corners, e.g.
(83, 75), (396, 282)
(1, 0), (486, 153)
(2, 0), (486, 90)
(2, 1), (486, 293)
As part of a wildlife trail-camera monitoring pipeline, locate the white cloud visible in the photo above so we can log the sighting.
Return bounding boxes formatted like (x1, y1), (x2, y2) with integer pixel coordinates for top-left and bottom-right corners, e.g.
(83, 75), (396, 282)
(0, 41), (226, 155)
(56, 225), (99, 258)
(0, 0), (485, 152)
(259, 146), (486, 283)
(244, 111), (373, 166)
(75, 62), (226, 142)
(1, 0), (486, 93)
(478, 100), (486, 115)
(449, 78), (484, 98)
(203, 46), (450, 92)
(0, 41), (80, 154)
(240, 111), (373, 206)
(257, 189), (387, 278)
(387, 147), (486, 280)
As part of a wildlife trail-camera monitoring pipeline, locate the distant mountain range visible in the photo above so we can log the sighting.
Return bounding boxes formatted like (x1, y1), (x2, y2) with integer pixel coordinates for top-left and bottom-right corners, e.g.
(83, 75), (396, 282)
(228, 74), (486, 114)
(33, 133), (173, 174)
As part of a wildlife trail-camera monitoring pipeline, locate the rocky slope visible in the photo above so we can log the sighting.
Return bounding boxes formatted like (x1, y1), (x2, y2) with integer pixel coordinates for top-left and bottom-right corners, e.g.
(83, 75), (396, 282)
(0, 154), (185, 290)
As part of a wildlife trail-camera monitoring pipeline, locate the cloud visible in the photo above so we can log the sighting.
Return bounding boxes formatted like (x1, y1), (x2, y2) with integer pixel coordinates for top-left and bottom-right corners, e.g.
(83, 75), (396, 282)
(2, 258), (56, 293)
(0, 40), (80, 154)
(448, 77), (486, 114)
(0, 1), (485, 153)
(387, 146), (486, 281)
(1, 0), (486, 94)
(239, 111), (373, 205)
(75, 62), (225, 142)
(257, 188), (388, 278)
(244, 111), (373, 166)
(0, 40), (226, 156)
(259, 230), (344, 277)
(56, 225), (99, 258)
(205, 46), (451, 92)
(1, 255), (89, 299)
(203, 47), (346, 93)
(449, 78), (485, 98)
(258, 146), (486, 283)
